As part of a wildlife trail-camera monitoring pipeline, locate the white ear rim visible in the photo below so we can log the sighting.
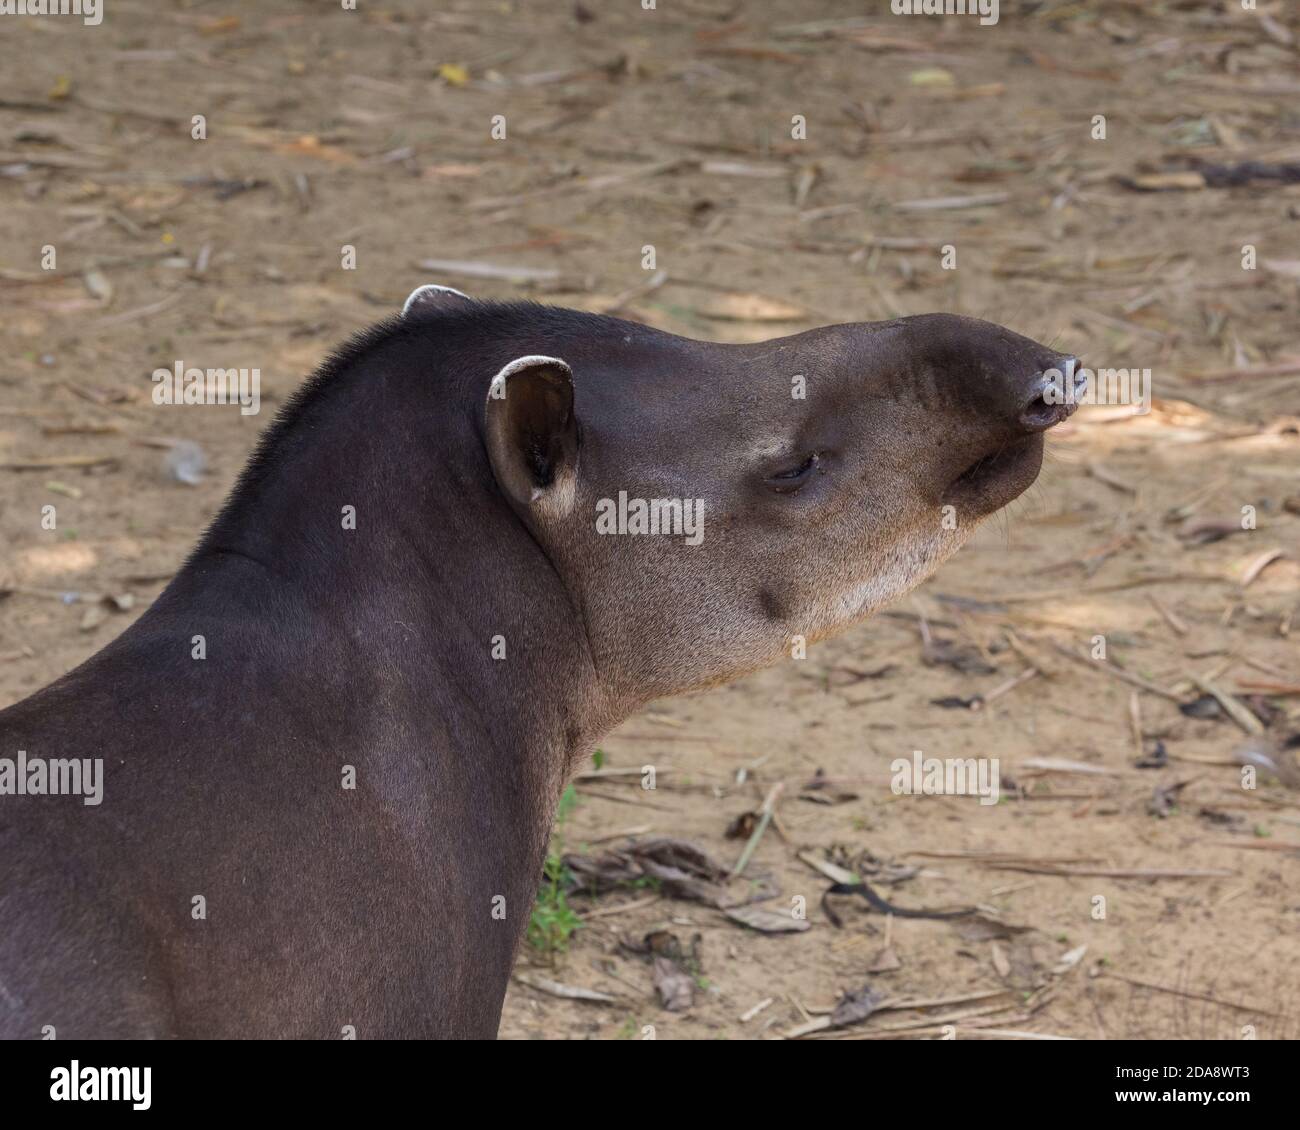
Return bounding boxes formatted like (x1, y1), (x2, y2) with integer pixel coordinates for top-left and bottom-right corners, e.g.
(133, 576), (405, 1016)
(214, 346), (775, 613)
(484, 354), (577, 515)
(401, 283), (470, 317)
(486, 354), (572, 401)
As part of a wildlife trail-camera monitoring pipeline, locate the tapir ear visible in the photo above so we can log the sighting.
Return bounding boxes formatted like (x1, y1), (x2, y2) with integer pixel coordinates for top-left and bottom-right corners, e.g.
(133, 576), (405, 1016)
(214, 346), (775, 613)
(484, 355), (579, 514)
(402, 283), (472, 318)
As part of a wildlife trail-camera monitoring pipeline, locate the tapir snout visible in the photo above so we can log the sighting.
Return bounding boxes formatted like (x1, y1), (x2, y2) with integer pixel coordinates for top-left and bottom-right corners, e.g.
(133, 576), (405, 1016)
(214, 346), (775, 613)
(878, 314), (1081, 516)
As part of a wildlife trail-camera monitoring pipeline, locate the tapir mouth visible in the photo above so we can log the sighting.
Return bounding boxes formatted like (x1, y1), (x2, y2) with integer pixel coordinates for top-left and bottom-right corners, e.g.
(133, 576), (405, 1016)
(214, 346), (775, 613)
(941, 433), (1044, 513)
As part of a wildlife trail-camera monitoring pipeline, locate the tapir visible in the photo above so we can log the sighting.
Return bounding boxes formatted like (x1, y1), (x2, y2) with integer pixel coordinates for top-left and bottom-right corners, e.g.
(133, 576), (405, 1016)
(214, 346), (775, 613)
(0, 285), (1079, 1038)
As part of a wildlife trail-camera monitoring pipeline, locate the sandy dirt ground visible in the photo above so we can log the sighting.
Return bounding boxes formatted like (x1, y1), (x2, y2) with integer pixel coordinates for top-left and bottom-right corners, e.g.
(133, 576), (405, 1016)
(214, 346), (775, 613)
(1, 1), (1297, 1040)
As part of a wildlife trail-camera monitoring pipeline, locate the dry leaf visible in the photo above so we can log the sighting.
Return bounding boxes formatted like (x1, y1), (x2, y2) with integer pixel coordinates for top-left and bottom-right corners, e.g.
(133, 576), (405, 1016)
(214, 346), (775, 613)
(1177, 515), (1244, 544)
(1232, 736), (1300, 789)
(1239, 548), (1286, 588)
(830, 984), (885, 1027)
(1053, 944), (1088, 974)
(515, 975), (620, 1004)
(693, 292), (808, 322)
(724, 905), (810, 933)
(652, 957), (694, 1011)
(423, 163), (484, 178)
(1124, 172), (1206, 192)
(83, 268), (113, 305)
(869, 945), (902, 973)
(909, 67), (955, 87)
(275, 135), (357, 165)
(199, 15), (241, 35)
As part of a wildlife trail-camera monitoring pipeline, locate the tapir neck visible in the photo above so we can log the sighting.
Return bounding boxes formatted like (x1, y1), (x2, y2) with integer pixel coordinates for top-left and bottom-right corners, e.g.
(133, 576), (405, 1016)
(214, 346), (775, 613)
(174, 342), (624, 771)
(101, 344), (626, 1033)
(159, 421), (620, 779)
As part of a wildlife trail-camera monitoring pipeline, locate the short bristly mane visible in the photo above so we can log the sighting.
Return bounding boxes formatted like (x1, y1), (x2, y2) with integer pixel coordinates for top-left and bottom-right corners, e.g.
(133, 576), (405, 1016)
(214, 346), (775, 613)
(190, 300), (640, 556)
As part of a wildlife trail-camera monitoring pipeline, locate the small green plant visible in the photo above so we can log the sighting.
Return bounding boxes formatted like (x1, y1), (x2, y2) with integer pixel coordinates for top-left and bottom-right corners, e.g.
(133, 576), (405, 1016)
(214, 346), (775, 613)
(555, 781), (577, 825)
(527, 783), (582, 957)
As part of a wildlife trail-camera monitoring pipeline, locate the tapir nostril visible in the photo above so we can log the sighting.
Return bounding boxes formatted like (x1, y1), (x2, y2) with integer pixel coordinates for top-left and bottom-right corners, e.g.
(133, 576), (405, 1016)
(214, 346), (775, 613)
(1020, 391), (1060, 431)
(1018, 357), (1082, 432)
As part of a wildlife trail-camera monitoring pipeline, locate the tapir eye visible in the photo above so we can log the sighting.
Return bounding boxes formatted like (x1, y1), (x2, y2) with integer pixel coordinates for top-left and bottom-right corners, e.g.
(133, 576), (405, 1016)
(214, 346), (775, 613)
(765, 453), (820, 493)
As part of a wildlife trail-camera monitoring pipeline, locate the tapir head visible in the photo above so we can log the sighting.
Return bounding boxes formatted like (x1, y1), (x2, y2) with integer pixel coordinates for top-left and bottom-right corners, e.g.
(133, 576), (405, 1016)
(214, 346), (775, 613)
(410, 287), (1079, 707)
